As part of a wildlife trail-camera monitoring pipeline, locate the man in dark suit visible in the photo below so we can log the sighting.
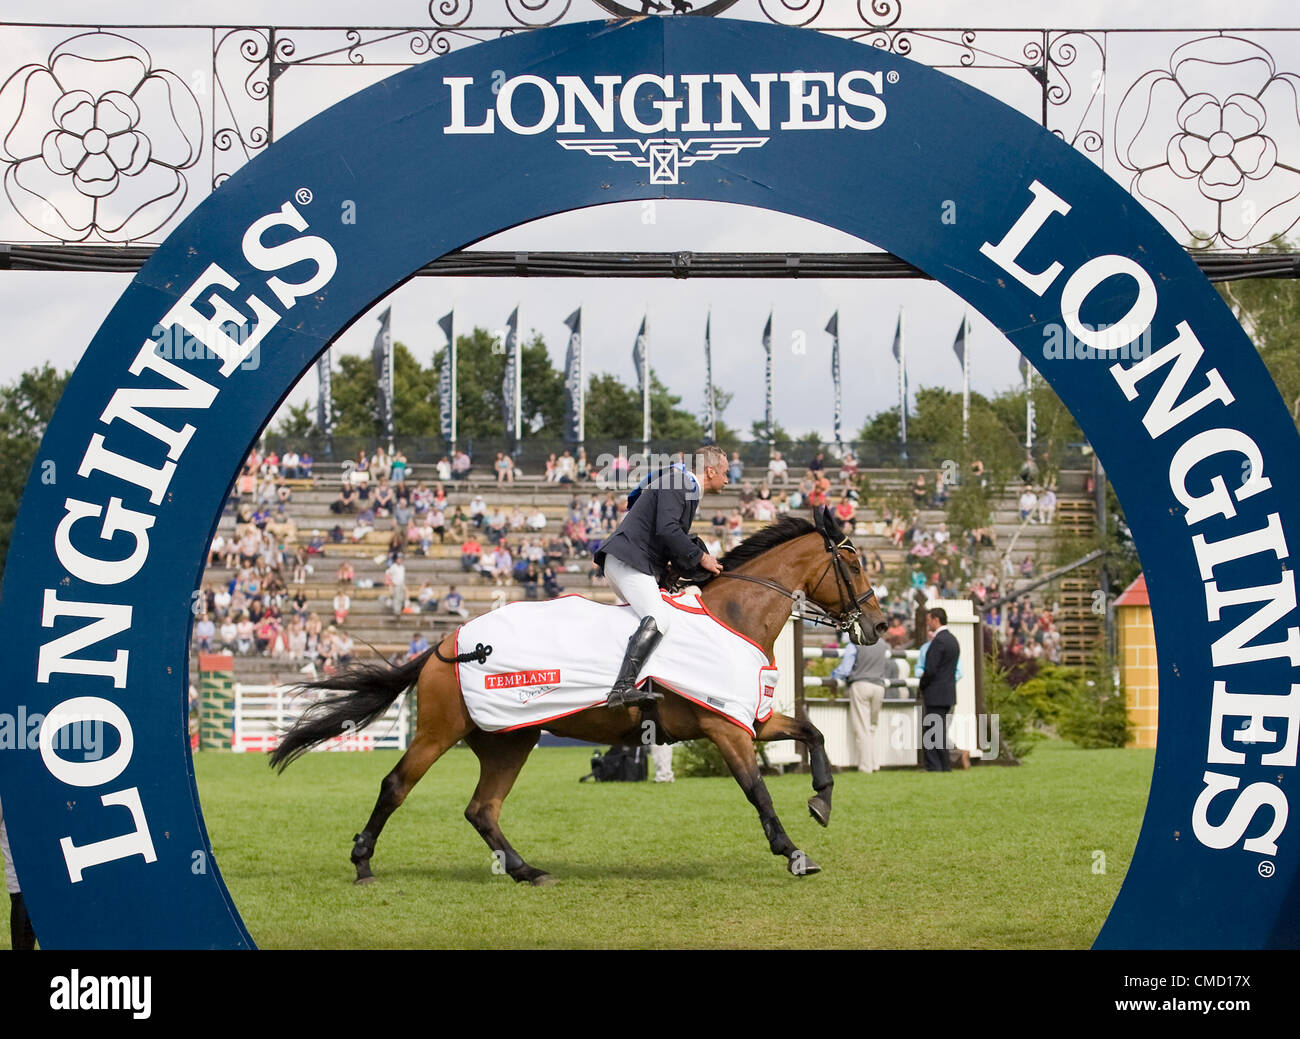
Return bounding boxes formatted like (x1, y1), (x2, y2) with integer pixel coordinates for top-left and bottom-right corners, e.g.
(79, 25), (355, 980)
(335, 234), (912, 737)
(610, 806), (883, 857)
(918, 607), (959, 772)
(595, 445), (728, 707)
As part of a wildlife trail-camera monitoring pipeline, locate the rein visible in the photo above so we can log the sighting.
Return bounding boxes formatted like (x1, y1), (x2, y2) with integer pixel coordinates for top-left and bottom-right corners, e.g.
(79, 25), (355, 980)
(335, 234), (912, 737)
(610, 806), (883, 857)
(710, 531), (876, 633)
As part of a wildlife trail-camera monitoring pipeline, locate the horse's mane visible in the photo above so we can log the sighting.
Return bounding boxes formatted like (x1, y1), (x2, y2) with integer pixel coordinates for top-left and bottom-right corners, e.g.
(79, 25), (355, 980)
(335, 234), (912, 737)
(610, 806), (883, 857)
(718, 514), (818, 572)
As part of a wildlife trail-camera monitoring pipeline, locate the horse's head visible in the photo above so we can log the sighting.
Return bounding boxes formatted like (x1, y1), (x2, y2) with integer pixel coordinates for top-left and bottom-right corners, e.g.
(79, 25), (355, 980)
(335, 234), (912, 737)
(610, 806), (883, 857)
(802, 507), (888, 646)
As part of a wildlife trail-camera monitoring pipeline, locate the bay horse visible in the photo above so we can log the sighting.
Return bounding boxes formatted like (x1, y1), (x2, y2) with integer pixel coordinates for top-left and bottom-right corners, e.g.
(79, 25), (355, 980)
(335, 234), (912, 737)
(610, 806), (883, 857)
(270, 507), (887, 885)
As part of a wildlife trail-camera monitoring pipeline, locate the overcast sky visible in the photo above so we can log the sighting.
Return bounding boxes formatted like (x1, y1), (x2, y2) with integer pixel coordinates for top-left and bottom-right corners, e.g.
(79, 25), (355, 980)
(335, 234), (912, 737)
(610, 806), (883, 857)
(2, 1), (1297, 441)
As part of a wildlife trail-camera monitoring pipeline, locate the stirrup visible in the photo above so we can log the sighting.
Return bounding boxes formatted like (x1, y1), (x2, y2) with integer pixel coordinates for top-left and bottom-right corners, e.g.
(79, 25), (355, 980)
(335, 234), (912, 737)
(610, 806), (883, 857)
(607, 677), (663, 708)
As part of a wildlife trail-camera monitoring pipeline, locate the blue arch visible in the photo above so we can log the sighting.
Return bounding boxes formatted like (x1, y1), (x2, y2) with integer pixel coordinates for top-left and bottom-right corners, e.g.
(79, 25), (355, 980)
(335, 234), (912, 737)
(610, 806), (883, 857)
(2, 17), (1296, 948)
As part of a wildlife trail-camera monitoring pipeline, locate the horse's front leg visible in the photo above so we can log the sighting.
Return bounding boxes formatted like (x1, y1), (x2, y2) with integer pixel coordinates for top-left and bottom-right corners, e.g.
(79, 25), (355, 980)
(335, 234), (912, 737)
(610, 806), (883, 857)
(754, 711), (834, 828)
(701, 715), (820, 876)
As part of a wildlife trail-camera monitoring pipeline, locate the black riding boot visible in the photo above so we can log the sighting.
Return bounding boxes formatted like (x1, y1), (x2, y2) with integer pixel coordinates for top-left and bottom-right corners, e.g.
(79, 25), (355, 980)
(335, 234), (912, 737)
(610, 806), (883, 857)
(606, 616), (664, 708)
(10, 892), (36, 950)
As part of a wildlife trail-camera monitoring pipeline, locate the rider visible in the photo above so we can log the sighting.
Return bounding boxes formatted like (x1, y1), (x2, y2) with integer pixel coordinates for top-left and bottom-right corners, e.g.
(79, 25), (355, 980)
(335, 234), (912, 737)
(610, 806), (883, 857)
(595, 445), (729, 707)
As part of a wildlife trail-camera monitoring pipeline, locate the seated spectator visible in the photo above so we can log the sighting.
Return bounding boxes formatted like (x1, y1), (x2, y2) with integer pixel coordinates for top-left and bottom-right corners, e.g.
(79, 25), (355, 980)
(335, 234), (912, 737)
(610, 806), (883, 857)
(436, 456), (452, 482)
(544, 453), (558, 483)
(220, 616), (239, 652)
(461, 536), (483, 572)
(449, 506), (469, 543)
(1038, 485), (1057, 524)
(728, 452), (744, 482)
(768, 450), (788, 486)
(393, 496), (414, 530)
(332, 588), (350, 625)
(451, 450), (471, 480)
(352, 509), (375, 542)
(469, 494), (487, 527)
(839, 450), (859, 485)
(542, 564), (563, 598)
(738, 480), (757, 517)
(490, 543), (513, 585)
(408, 632), (429, 661)
(336, 560), (354, 584)
(195, 614), (215, 652)
(331, 486), (358, 514)
(282, 449), (300, 479)
(556, 450), (577, 484)
(443, 586), (469, 618)
(391, 450), (409, 485)
(808, 451), (826, 473)
(299, 452), (314, 478)
(418, 580), (438, 612)
(1019, 487), (1038, 522)
(520, 561), (541, 600)
(833, 496), (856, 533)
(373, 479), (395, 517)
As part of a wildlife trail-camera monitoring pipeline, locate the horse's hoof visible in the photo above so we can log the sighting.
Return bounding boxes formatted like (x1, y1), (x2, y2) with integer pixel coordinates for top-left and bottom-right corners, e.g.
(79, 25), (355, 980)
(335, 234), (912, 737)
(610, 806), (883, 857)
(808, 796), (831, 828)
(354, 875), (377, 886)
(529, 872), (558, 887)
(788, 852), (821, 877)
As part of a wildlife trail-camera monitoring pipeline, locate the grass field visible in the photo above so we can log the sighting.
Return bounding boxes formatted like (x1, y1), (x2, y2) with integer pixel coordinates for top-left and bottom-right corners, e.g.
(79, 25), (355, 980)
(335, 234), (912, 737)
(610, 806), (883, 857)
(162, 740), (1156, 950)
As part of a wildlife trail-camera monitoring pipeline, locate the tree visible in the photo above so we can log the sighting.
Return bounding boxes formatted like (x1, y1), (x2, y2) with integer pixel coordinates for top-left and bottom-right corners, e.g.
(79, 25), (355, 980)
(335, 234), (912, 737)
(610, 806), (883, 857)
(1217, 239), (1300, 429)
(329, 340), (437, 439)
(0, 364), (71, 581)
(274, 401), (316, 439)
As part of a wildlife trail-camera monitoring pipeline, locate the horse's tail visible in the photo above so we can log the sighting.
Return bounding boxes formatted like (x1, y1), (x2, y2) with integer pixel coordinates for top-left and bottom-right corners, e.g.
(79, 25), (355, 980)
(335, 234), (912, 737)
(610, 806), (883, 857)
(269, 647), (437, 773)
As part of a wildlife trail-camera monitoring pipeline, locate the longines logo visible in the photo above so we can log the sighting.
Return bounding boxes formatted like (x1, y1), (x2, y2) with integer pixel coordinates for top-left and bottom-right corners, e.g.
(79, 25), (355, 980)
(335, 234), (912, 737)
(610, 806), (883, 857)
(443, 70), (889, 184)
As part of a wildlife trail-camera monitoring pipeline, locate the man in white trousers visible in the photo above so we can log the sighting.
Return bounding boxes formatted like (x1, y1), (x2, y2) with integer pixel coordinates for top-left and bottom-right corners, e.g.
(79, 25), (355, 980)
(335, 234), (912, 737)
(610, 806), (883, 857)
(594, 445), (729, 708)
(831, 635), (894, 772)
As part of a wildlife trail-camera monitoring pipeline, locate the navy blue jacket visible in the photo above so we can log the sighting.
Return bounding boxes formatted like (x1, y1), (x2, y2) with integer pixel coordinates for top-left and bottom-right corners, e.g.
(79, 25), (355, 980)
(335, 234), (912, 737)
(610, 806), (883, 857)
(918, 628), (959, 708)
(595, 468), (704, 585)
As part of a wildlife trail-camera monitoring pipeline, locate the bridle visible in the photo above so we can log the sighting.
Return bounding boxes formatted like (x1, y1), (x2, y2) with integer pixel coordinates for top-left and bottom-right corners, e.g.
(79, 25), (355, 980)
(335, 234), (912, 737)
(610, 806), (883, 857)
(712, 517), (879, 641)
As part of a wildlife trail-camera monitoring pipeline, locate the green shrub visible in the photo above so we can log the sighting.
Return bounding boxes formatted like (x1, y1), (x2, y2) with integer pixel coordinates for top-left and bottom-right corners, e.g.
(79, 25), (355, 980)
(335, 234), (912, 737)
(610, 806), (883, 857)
(982, 655), (1043, 763)
(673, 739), (740, 778)
(1058, 658), (1132, 749)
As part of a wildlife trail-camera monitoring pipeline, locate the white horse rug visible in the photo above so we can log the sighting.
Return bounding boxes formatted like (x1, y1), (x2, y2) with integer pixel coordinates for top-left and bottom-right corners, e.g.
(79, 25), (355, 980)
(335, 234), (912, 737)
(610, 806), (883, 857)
(454, 592), (778, 735)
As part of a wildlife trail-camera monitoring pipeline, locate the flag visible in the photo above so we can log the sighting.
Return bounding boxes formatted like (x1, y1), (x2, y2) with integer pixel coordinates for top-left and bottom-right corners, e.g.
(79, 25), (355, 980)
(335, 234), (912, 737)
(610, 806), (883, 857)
(954, 313), (970, 440)
(763, 311), (773, 442)
(564, 308), (583, 443)
(632, 315), (647, 394)
(438, 310), (454, 445)
(315, 348), (333, 437)
(704, 312), (715, 443)
(633, 315), (649, 446)
(892, 309), (907, 445)
(371, 307), (393, 445)
(826, 312), (841, 449)
(502, 306), (519, 444)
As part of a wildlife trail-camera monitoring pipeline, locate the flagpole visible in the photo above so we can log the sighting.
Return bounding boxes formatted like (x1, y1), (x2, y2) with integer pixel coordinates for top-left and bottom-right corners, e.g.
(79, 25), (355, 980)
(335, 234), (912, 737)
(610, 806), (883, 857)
(514, 302), (522, 459)
(450, 308), (457, 452)
(962, 313), (970, 443)
(578, 301), (585, 450)
(1026, 368), (1035, 450)
(705, 310), (715, 444)
(899, 306), (908, 460)
(386, 315), (395, 455)
(765, 309), (774, 459)
(642, 308), (651, 456)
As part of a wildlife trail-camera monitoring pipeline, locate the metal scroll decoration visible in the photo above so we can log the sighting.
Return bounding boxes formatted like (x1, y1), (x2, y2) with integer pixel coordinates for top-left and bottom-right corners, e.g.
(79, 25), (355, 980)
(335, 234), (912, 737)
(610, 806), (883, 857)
(0, 32), (203, 243)
(1115, 35), (1300, 249)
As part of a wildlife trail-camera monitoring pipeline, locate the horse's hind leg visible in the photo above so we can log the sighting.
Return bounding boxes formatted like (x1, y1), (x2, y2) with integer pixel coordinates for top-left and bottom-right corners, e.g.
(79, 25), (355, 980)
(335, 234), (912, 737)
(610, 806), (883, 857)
(754, 711), (834, 828)
(463, 728), (554, 887)
(702, 714), (820, 877)
(353, 650), (472, 884)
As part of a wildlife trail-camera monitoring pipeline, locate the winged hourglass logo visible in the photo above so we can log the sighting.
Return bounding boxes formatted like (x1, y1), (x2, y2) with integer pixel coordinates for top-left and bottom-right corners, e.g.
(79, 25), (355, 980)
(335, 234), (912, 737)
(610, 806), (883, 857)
(558, 136), (768, 184)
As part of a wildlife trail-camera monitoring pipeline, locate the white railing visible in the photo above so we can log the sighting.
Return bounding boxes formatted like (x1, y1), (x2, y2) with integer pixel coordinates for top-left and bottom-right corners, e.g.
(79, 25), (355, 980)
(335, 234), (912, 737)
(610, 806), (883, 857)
(231, 683), (410, 754)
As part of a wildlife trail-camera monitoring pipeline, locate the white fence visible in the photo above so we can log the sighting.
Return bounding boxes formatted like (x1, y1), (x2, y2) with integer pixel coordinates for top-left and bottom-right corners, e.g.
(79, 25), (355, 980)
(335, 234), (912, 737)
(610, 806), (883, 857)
(231, 683), (410, 754)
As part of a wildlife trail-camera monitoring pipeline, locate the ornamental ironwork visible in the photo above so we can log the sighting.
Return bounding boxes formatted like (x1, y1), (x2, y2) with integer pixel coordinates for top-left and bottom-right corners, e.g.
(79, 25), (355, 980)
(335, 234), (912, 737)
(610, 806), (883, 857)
(4, 7), (1300, 251)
